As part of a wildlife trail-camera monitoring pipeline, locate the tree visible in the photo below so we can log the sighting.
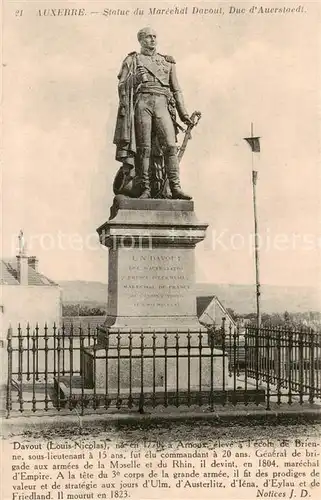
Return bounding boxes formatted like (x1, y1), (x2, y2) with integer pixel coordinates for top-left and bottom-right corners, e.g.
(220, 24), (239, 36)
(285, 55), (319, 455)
(226, 308), (238, 321)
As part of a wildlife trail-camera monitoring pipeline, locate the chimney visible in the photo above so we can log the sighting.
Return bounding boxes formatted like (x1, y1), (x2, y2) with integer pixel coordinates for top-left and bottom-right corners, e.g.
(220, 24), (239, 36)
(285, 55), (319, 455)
(16, 254), (29, 285)
(28, 256), (38, 272)
(16, 229), (29, 285)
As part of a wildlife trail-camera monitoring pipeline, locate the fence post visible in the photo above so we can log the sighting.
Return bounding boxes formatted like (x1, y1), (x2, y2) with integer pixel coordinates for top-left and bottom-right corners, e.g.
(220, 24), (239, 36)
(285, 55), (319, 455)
(209, 327), (214, 411)
(244, 325), (248, 406)
(44, 323), (49, 411)
(298, 327), (304, 405)
(309, 328), (315, 405)
(198, 329), (202, 406)
(18, 324), (24, 412)
(187, 329), (191, 407)
(175, 329), (179, 408)
(221, 320), (226, 404)
(276, 328), (281, 406)
(232, 324), (237, 404)
(68, 322), (74, 410)
(127, 330), (132, 409)
(288, 330), (293, 405)
(79, 323), (83, 377)
(139, 330), (145, 413)
(32, 328), (37, 412)
(152, 329), (156, 409)
(56, 325), (61, 411)
(26, 323), (30, 381)
(255, 324), (259, 399)
(18, 324), (22, 382)
(164, 330), (168, 408)
(116, 330), (121, 409)
(35, 323), (39, 381)
(6, 326), (13, 418)
(62, 322), (66, 377)
(266, 330), (270, 411)
(80, 325), (85, 416)
(93, 330), (97, 410)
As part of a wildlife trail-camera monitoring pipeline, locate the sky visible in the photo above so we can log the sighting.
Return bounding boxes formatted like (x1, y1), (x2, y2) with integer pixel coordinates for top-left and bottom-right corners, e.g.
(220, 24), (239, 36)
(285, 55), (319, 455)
(2, 1), (321, 288)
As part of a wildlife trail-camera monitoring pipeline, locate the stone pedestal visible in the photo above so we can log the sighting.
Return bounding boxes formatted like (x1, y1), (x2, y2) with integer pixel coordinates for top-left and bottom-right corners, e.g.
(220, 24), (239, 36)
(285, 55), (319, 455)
(100, 196), (208, 333)
(83, 196), (229, 393)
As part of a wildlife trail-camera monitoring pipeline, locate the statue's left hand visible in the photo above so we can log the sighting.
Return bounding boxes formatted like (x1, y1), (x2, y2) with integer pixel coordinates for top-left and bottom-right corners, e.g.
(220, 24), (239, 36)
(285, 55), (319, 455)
(182, 115), (194, 127)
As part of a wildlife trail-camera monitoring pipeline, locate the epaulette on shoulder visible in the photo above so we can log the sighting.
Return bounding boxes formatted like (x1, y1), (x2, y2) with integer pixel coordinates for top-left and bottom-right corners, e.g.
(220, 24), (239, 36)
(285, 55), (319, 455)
(128, 51), (137, 56)
(158, 54), (176, 63)
(164, 54), (176, 63)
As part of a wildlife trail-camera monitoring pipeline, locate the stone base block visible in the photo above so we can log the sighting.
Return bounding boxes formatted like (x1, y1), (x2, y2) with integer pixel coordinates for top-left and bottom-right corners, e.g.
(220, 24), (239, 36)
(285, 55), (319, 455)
(55, 376), (267, 409)
(83, 346), (230, 391)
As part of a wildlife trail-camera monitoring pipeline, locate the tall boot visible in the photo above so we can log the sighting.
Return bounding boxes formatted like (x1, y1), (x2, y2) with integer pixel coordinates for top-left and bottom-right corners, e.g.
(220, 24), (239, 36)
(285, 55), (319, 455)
(138, 152), (151, 199)
(165, 151), (192, 200)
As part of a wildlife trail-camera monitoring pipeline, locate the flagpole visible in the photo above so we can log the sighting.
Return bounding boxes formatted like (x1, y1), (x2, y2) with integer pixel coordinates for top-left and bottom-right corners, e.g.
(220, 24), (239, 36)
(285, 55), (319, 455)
(252, 164), (261, 329)
(244, 124), (261, 329)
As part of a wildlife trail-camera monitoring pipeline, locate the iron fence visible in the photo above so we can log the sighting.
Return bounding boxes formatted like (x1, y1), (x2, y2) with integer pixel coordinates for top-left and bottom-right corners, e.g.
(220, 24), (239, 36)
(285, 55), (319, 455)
(5, 322), (321, 417)
(246, 325), (321, 404)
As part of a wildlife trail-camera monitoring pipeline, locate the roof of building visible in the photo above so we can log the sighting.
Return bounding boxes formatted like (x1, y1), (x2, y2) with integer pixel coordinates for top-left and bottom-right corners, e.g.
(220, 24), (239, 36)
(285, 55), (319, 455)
(196, 295), (236, 325)
(196, 296), (214, 318)
(0, 259), (58, 286)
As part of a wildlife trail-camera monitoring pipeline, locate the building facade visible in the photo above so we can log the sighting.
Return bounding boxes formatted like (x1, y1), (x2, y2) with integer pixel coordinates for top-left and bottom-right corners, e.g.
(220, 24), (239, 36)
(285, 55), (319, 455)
(0, 254), (62, 335)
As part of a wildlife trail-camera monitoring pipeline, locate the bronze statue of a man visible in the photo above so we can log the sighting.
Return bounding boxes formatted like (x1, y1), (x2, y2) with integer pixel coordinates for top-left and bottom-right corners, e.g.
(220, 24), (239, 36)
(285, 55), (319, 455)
(113, 28), (193, 200)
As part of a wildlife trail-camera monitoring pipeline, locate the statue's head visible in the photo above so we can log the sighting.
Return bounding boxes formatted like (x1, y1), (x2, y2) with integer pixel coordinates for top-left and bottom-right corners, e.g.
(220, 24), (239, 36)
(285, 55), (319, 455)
(137, 27), (157, 51)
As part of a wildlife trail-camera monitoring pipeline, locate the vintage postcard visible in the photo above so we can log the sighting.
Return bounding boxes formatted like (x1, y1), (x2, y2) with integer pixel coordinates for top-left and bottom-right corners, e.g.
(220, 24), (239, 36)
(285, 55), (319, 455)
(1, 1), (320, 499)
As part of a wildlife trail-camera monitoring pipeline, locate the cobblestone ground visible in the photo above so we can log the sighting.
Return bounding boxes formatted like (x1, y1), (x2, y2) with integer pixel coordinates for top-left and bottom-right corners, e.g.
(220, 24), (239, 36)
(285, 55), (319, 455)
(4, 415), (321, 443)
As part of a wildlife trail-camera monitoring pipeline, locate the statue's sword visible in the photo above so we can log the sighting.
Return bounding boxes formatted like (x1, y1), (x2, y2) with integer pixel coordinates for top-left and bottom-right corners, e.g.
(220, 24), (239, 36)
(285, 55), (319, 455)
(177, 111), (202, 164)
